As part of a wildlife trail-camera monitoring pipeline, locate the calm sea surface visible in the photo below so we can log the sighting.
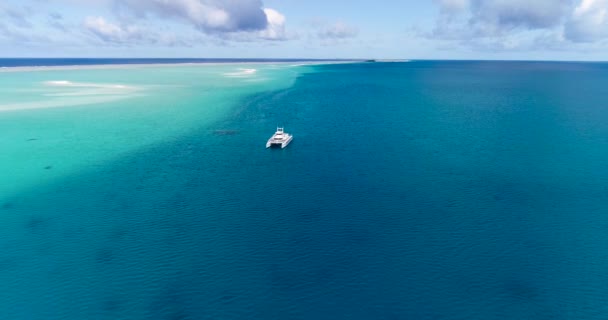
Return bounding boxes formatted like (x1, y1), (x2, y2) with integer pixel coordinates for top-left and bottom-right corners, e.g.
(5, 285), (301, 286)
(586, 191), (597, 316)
(1, 61), (608, 319)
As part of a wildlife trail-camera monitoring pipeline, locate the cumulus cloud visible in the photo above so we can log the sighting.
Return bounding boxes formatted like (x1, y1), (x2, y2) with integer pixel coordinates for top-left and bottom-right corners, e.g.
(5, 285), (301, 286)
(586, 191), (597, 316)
(0, 0), (290, 49)
(564, 0), (608, 42)
(429, 0), (608, 51)
(258, 8), (286, 40)
(471, 0), (570, 30)
(116, 0), (263, 31)
(83, 16), (146, 44)
(83, 16), (201, 46)
(111, 0), (289, 41)
(433, 0), (571, 38)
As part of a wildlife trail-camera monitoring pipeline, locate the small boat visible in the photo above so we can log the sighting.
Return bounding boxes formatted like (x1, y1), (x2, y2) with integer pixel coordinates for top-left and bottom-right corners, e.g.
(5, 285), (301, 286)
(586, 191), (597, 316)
(266, 127), (293, 148)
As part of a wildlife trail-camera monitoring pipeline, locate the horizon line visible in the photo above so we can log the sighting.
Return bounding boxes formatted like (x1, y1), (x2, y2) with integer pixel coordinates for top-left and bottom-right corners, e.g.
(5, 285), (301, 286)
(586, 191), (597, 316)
(0, 57), (607, 63)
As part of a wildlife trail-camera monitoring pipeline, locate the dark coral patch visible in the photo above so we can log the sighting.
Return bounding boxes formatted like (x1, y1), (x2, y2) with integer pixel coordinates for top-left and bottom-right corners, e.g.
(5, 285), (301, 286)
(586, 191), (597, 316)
(26, 216), (51, 233)
(102, 298), (121, 313)
(218, 294), (236, 304)
(213, 130), (239, 136)
(95, 247), (114, 264)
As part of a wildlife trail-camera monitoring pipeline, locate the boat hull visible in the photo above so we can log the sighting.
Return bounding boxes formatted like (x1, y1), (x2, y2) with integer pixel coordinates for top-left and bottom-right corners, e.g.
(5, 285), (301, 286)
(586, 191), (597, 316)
(266, 136), (293, 148)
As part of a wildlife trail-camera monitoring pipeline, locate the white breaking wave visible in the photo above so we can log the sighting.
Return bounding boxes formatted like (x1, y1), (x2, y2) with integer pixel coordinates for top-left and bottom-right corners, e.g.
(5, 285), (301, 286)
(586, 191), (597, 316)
(0, 96), (136, 112)
(222, 68), (258, 77)
(0, 80), (142, 112)
(44, 80), (132, 90)
(42, 80), (140, 97)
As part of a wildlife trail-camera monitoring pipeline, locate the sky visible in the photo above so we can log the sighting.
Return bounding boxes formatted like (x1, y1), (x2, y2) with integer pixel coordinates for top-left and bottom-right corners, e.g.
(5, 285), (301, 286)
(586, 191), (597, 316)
(1, 0), (608, 60)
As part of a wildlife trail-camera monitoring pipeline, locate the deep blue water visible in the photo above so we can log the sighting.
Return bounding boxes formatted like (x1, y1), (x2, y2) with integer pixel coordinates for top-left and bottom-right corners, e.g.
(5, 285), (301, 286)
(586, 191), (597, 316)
(3, 61), (608, 319)
(0, 58), (348, 67)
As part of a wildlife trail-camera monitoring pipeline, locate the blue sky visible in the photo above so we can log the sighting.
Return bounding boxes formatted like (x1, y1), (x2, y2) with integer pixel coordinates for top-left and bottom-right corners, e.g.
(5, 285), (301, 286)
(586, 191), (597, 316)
(1, 0), (608, 60)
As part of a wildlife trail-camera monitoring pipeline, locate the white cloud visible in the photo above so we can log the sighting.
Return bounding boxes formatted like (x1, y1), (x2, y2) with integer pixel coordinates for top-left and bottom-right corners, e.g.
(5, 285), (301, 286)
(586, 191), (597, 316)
(433, 0), (572, 39)
(83, 16), (198, 46)
(565, 0), (608, 42)
(83, 16), (144, 44)
(258, 8), (286, 40)
(117, 0), (267, 32)
(471, 0), (571, 30)
(118, 0), (231, 30)
(112, 0), (289, 42)
(428, 0), (608, 52)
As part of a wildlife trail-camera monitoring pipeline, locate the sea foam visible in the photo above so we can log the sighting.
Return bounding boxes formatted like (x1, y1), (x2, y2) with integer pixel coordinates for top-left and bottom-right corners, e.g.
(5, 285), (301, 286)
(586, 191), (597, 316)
(0, 81), (141, 112)
(44, 80), (132, 90)
(223, 68), (258, 77)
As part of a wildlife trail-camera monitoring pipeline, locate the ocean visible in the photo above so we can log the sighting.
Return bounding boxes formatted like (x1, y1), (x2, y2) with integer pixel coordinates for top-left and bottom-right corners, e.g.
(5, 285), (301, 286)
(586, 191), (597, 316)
(1, 60), (608, 319)
(0, 58), (344, 68)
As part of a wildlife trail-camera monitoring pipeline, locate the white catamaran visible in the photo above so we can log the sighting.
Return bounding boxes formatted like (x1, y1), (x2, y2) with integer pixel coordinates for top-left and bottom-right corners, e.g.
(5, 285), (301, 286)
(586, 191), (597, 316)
(266, 127), (293, 149)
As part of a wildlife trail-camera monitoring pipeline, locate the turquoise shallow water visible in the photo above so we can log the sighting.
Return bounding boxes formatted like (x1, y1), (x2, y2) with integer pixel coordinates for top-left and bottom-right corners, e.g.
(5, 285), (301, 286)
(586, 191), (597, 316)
(2, 61), (608, 319)
(0, 64), (301, 198)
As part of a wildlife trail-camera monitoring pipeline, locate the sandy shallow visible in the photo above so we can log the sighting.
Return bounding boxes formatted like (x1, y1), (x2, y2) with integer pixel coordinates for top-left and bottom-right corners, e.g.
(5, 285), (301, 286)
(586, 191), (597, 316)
(0, 60), (357, 73)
